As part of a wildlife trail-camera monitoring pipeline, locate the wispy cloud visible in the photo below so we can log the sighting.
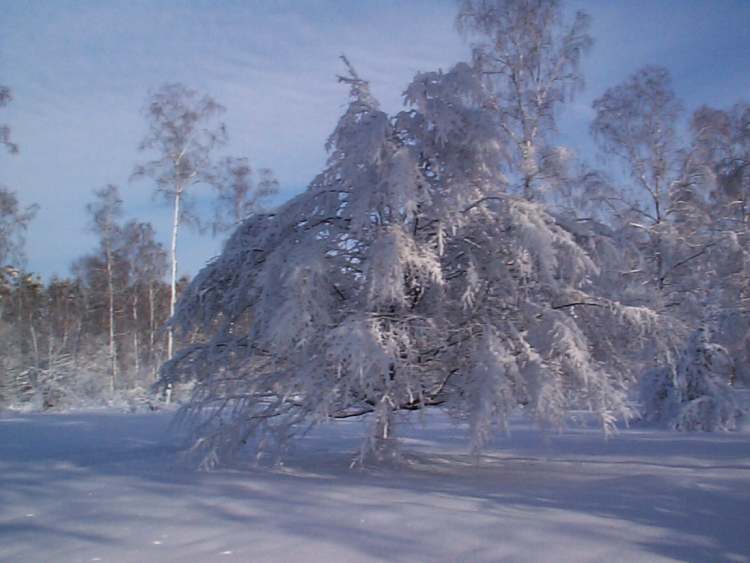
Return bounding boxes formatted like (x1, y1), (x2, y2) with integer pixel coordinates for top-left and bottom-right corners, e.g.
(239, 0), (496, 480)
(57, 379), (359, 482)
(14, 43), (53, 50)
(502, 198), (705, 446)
(2, 0), (748, 278)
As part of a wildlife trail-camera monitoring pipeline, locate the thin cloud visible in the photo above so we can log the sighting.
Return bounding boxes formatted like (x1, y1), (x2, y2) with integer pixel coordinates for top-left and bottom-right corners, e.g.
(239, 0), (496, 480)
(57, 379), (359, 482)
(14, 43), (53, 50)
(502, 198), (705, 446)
(2, 0), (748, 279)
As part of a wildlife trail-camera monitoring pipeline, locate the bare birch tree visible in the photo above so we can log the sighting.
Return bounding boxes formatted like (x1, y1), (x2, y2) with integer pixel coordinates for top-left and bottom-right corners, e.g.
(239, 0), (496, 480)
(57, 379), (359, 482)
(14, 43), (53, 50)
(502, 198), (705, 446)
(133, 83), (227, 359)
(121, 220), (168, 379)
(591, 66), (703, 305)
(456, 0), (592, 200)
(86, 185), (123, 394)
(211, 157), (279, 234)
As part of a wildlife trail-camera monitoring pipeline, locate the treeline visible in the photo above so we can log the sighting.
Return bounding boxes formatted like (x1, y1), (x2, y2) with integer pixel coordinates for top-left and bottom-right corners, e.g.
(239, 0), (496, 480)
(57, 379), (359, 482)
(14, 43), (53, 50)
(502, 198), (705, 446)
(0, 83), (277, 410)
(0, 237), (176, 409)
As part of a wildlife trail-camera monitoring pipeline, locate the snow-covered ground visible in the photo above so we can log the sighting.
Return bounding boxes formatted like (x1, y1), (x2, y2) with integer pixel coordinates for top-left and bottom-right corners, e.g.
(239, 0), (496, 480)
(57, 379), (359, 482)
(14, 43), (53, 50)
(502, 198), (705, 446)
(2, 409), (749, 563)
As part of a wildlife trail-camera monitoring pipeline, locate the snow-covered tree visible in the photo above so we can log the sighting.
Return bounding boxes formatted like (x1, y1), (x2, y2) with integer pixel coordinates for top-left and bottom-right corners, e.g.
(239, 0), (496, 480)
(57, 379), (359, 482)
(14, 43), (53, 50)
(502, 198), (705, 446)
(590, 66), (717, 317)
(639, 328), (742, 431)
(160, 57), (660, 467)
(589, 69), (750, 421)
(688, 102), (750, 383)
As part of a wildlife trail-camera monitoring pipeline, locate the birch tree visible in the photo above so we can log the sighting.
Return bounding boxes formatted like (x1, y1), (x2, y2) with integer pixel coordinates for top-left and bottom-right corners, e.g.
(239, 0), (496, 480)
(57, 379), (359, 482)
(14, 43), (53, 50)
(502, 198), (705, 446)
(591, 66), (708, 311)
(86, 185), (123, 394)
(593, 74), (746, 425)
(120, 220), (168, 379)
(133, 83), (227, 359)
(690, 102), (750, 382)
(456, 0), (592, 200)
(211, 157), (279, 235)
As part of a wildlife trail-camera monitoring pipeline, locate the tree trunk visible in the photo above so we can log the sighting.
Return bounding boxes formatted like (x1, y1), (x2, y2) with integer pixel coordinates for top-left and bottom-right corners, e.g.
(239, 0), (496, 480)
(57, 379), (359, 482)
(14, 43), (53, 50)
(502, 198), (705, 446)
(29, 321), (39, 369)
(371, 403), (397, 462)
(148, 281), (156, 381)
(132, 290), (139, 384)
(106, 242), (117, 395)
(167, 189), (182, 361)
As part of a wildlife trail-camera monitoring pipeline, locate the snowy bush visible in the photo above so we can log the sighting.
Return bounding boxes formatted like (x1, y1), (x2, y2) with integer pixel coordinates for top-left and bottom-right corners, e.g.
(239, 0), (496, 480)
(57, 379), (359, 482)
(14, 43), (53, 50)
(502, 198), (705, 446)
(639, 328), (742, 431)
(0, 345), (163, 412)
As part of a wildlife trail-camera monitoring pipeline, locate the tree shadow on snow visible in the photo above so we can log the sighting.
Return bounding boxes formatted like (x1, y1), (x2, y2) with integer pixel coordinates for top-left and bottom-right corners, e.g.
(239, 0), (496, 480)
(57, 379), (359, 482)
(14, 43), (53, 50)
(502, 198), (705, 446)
(1, 411), (749, 562)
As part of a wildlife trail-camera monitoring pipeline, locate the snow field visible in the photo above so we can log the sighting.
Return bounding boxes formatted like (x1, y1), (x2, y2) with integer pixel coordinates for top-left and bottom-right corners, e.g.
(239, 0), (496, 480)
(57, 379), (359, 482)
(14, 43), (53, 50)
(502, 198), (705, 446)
(1, 410), (749, 562)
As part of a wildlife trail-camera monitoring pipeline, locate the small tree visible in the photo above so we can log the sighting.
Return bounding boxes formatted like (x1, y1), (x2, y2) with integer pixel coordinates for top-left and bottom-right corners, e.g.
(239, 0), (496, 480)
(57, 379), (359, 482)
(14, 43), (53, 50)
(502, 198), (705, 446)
(211, 157), (279, 235)
(120, 220), (168, 380)
(133, 83), (227, 359)
(86, 185), (124, 394)
(639, 328), (741, 431)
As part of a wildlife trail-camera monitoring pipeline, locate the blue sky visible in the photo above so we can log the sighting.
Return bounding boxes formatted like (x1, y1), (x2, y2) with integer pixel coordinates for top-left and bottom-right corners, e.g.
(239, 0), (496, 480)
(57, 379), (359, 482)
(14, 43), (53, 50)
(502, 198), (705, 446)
(2, 0), (749, 280)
